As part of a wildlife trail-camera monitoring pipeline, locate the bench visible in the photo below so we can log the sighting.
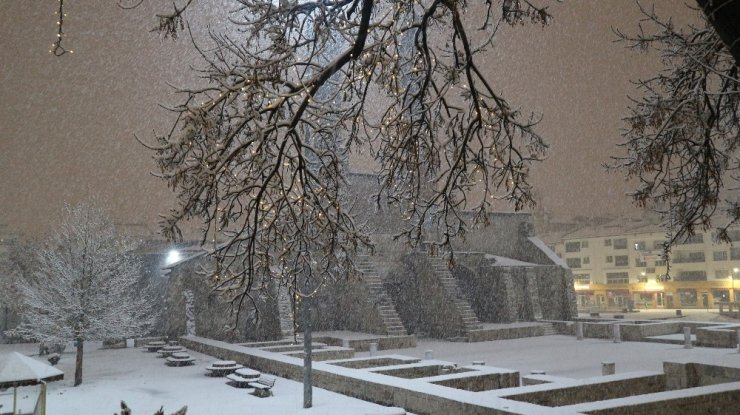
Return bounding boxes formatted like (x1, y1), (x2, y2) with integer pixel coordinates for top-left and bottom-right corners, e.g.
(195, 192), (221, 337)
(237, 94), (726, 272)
(248, 376), (276, 397)
(158, 346), (185, 358)
(205, 360), (243, 376)
(145, 341), (166, 352)
(166, 353), (195, 367)
(226, 373), (254, 388)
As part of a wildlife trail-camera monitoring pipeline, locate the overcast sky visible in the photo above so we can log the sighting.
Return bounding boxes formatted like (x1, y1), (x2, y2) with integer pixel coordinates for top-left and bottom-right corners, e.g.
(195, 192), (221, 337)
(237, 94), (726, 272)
(0, 1), (700, 238)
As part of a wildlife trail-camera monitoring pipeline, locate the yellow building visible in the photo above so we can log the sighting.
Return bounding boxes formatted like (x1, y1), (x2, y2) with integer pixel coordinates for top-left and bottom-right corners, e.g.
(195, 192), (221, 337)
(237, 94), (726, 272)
(552, 219), (740, 310)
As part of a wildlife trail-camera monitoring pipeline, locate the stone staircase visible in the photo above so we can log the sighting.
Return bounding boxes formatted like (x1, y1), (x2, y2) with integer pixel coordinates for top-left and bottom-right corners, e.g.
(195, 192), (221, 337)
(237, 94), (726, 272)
(540, 321), (558, 336)
(427, 256), (483, 340)
(355, 255), (408, 337)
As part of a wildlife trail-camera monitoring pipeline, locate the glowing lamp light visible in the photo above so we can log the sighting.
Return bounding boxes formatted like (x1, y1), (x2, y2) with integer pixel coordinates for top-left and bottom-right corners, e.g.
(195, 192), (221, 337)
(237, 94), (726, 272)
(165, 249), (182, 266)
(643, 281), (664, 292)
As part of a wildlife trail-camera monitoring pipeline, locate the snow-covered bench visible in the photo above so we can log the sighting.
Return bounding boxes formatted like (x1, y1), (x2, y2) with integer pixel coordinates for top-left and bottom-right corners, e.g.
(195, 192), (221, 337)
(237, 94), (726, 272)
(225, 368), (260, 388)
(165, 352), (195, 367)
(145, 341), (166, 352)
(158, 346), (185, 358)
(248, 375), (276, 397)
(205, 360), (243, 376)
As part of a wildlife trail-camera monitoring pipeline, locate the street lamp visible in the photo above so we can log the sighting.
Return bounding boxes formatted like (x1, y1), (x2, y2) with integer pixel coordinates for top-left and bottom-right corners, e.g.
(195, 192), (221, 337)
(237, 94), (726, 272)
(733, 267), (739, 303)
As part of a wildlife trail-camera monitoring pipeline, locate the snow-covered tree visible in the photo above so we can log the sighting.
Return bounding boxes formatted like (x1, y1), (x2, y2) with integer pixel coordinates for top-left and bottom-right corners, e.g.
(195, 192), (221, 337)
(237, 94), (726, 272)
(6, 203), (155, 386)
(613, 3), (739, 249)
(0, 238), (37, 340)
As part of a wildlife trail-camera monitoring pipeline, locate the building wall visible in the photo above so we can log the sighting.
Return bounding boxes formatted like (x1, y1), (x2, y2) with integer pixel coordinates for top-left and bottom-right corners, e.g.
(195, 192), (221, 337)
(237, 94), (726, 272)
(454, 253), (576, 322)
(554, 226), (740, 309)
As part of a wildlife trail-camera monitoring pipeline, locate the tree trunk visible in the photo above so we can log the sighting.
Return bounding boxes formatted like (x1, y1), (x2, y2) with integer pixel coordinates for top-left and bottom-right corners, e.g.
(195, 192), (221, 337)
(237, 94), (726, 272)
(696, 0), (740, 64)
(302, 295), (312, 409)
(74, 337), (83, 386)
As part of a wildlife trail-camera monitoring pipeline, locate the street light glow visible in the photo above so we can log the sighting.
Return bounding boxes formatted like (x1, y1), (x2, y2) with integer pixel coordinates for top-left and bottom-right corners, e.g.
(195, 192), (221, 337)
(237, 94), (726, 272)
(165, 249), (181, 266)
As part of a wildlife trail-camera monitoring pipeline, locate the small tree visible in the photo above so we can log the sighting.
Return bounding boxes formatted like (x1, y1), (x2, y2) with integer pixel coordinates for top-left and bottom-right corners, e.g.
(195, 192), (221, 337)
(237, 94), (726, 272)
(6, 203), (155, 386)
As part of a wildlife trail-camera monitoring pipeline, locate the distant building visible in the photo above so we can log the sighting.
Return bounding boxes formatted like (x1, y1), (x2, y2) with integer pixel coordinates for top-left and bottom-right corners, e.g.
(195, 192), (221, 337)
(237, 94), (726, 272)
(552, 218), (740, 310)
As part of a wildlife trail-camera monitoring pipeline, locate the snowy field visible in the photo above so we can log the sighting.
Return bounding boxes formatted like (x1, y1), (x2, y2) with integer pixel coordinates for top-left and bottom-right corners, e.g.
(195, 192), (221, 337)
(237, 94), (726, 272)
(2, 331), (739, 414)
(0, 342), (396, 415)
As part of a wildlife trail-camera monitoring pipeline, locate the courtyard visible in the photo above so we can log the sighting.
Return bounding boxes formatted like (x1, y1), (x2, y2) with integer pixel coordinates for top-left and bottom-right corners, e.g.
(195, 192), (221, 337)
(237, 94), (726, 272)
(2, 322), (739, 415)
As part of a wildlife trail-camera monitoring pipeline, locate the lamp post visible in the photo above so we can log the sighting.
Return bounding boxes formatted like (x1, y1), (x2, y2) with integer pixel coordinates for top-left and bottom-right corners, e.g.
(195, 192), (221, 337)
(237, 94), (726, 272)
(733, 267), (739, 304)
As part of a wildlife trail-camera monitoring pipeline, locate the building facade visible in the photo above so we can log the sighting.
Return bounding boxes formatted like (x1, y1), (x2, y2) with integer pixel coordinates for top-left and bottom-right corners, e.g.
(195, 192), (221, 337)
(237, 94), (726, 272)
(553, 219), (740, 310)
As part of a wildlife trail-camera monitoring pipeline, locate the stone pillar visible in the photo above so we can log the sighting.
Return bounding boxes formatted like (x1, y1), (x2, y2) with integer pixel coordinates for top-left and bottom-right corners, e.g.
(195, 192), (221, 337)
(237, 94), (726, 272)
(342, 339), (350, 349)
(183, 289), (196, 336)
(683, 327), (693, 349)
(424, 350), (433, 359)
(369, 342), (378, 356)
(576, 322), (584, 340)
(602, 361), (615, 376)
(736, 329), (740, 353)
(612, 323), (621, 343)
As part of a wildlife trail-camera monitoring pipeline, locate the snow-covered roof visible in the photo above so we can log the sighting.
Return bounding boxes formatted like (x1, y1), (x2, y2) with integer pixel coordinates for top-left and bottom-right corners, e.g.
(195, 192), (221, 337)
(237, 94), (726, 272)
(482, 254), (538, 267)
(0, 352), (64, 387)
(527, 237), (567, 267)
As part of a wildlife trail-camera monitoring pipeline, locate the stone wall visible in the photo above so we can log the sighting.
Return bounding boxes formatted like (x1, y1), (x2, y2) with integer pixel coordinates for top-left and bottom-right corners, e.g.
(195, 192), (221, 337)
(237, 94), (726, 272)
(165, 254), (395, 341)
(165, 258), (282, 342)
(570, 383), (740, 415)
(384, 254), (467, 338)
(309, 278), (387, 335)
(695, 325), (740, 348)
(499, 373), (665, 406)
(178, 336), (533, 415)
(663, 361), (740, 390)
(453, 254), (575, 323)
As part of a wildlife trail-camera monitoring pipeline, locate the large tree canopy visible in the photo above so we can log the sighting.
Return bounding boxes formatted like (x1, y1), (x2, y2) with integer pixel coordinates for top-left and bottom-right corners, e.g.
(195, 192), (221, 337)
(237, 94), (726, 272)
(141, 0), (551, 320)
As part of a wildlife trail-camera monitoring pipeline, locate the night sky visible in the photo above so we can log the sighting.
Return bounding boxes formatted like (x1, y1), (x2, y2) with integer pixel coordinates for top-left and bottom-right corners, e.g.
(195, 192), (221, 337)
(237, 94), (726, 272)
(0, 1), (700, 238)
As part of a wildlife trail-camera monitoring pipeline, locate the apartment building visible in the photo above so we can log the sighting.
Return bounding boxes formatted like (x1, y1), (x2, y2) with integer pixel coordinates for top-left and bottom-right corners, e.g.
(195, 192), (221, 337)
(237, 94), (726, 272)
(553, 219), (740, 310)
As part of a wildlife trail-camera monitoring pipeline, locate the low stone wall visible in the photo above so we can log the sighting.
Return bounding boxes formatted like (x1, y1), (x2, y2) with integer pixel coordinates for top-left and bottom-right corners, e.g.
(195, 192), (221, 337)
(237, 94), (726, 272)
(580, 322), (617, 339)
(315, 335), (417, 351)
(619, 322), (682, 341)
(520, 374), (574, 386)
(695, 325), (740, 348)
(431, 371), (520, 392)
(373, 364), (475, 380)
(664, 361), (740, 390)
(179, 335), (541, 415)
(565, 382), (740, 415)
(328, 356), (421, 369)
(468, 325), (544, 342)
(179, 335), (740, 415)
(498, 372), (665, 407)
(283, 347), (355, 361)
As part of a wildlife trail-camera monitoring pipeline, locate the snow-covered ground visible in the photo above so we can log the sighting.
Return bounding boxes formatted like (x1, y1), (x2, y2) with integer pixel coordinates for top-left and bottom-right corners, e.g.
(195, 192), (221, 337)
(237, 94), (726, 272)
(0, 342), (397, 415)
(2, 331), (739, 414)
(354, 334), (740, 379)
